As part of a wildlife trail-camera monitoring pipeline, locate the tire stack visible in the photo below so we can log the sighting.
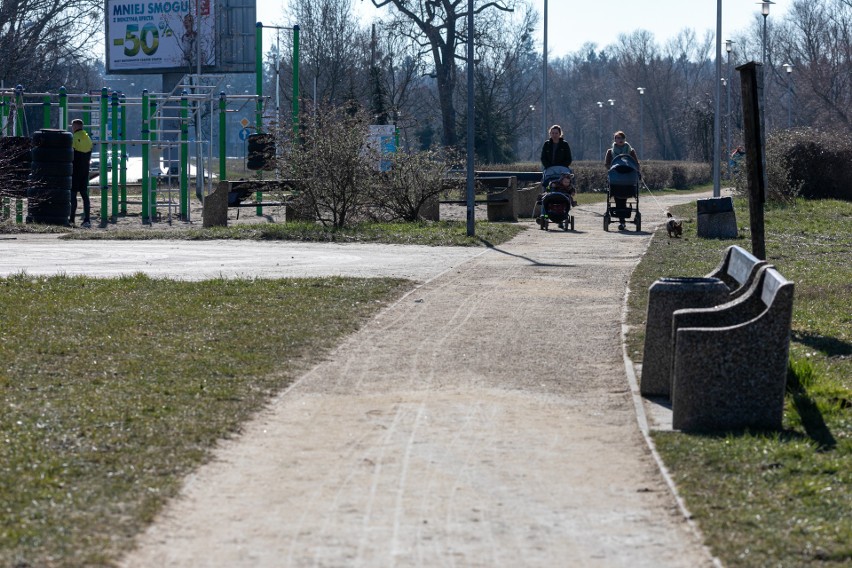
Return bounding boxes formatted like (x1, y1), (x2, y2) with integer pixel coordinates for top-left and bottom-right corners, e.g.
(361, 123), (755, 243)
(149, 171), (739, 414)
(27, 129), (73, 225)
(246, 133), (275, 171)
(0, 136), (32, 199)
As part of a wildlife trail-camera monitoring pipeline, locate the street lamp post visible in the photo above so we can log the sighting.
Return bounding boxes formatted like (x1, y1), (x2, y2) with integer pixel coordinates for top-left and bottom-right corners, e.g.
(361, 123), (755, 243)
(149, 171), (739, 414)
(784, 63), (793, 127)
(607, 98), (615, 136)
(636, 87), (645, 159)
(759, 1), (774, 65)
(542, 0), (548, 139)
(529, 105), (536, 160)
(597, 101), (603, 158)
(725, 40), (734, 179)
(758, 2), (774, 131)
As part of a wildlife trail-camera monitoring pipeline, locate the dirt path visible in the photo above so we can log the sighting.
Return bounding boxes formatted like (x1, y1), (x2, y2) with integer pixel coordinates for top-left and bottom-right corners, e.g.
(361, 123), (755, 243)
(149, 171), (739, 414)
(112, 194), (719, 567)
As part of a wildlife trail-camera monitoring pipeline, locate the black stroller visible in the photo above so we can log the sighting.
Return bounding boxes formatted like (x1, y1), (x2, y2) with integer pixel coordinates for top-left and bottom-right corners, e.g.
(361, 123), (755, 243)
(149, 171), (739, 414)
(534, 166), (576, 231)
(604, 154), (641, 232)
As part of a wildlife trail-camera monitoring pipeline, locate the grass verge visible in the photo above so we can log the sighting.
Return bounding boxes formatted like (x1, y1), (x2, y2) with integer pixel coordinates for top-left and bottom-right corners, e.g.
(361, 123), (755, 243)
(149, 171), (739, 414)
(626, 197), (852, 566)
(0, 274), (411, 566)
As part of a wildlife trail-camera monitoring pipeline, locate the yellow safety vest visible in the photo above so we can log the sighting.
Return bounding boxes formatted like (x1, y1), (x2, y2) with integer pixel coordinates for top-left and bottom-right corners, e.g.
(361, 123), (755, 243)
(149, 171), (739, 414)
(73, 129), (93, 153)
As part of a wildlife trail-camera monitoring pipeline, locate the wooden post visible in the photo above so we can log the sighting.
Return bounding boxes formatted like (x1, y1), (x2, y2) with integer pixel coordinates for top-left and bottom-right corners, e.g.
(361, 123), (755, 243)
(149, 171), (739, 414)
(737, 61), (767, 260)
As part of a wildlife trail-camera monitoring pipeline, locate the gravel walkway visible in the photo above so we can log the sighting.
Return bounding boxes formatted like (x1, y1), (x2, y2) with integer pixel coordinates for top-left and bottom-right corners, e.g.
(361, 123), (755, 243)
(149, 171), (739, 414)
(108, 193), (721, 567)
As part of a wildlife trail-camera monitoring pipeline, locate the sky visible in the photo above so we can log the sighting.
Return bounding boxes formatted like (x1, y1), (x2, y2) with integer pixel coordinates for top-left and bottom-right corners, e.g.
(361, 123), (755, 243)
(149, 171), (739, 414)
(257, 0), (794, 58)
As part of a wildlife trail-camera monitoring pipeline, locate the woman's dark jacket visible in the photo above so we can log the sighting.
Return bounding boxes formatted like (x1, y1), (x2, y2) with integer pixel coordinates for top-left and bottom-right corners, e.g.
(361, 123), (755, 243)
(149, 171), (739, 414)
(541, 138), (573, 169)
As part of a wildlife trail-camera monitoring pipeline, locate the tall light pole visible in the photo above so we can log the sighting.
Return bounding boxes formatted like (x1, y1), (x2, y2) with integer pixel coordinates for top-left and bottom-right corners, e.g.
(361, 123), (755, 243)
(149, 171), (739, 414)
(784, 63), (793, 127)
(529, 104), (536, 159)
(542, 0), (548, 139)
(758, 1), (774, 131)
(725, 40), (734, 180)
(713, 0), (722, 198)
(607, 98), (615, 136)
(597, 101), (603, 158)
(759, 1), (774, 65)
(636, 87), (645, 158)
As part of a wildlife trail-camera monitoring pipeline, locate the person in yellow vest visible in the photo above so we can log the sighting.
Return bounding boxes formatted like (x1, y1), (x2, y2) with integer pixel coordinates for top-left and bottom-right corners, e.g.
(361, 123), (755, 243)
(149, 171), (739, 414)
(70, 118), (93, 227)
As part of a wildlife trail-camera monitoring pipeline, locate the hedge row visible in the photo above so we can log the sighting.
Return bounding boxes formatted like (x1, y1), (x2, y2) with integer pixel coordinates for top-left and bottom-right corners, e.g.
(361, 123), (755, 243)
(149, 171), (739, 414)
(479, 160), (712, 193)
(734, 128), (852, 202)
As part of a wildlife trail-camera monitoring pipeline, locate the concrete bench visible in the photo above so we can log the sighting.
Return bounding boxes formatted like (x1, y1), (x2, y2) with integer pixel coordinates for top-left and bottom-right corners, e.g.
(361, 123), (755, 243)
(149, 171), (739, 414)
(440, 176), (518, 222)
(670, 265), (795, 432)
(706, 245), (769, 301)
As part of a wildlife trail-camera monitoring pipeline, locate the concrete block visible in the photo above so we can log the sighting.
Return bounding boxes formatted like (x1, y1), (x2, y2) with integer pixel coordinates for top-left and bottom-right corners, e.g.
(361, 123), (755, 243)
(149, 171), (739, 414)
(202, 181), (229, 227)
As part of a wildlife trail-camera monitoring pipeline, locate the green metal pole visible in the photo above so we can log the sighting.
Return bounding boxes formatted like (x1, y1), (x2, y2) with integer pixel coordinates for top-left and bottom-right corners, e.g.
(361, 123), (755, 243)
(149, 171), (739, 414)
(219, 92), (227, 181)
(150, 97), (158, 220)
(14, 85), (24, 136)
(99, 88), (109, 225)
(255, 22), (265, 216)
(0, 95), (10, 219)
(120, 93), (127, 215)
(142, 90), (150, 223)
(180, 91), (189, 219)
(0, 95), (6, 219)
(12, 86), (25, 223)
(111, 90), (119, 220)
(42, 95), (51, 128)
(292, 24), (300, 140)
(59, 87), (68, 130)
(83, 94), (92, 134)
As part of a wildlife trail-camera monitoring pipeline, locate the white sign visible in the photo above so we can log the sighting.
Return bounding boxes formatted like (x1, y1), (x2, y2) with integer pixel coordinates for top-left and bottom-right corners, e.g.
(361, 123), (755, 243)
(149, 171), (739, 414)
(367, 125), (396, 172)
(107, 0), (216, 72)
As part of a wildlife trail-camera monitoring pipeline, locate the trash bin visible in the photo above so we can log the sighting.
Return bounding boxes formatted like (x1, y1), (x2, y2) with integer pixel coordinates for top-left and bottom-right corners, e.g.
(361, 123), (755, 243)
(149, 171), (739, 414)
(696, 196), (737, 239)
(640, 277), (730, 397)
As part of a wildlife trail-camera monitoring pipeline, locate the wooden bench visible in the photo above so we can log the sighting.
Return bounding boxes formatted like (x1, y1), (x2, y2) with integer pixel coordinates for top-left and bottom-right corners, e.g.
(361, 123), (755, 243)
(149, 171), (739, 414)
(706, 245), (769, 300)
(670, 265), (795, 432)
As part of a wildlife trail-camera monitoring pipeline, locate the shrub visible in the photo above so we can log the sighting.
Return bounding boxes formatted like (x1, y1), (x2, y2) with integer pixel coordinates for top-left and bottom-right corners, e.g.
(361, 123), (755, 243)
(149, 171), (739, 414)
(368, 148), (461, 222)
(273, 105), (377, 228)
(767, 128), (852, 201)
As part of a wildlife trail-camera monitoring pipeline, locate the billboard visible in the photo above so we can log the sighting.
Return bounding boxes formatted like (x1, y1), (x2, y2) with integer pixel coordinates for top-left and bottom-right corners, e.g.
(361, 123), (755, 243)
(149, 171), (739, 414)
(106, 0), (256, 74)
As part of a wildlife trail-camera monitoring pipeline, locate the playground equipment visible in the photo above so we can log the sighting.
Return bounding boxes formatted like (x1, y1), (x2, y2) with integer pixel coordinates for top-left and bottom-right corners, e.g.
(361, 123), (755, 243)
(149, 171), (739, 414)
(0, 22), (300, 226)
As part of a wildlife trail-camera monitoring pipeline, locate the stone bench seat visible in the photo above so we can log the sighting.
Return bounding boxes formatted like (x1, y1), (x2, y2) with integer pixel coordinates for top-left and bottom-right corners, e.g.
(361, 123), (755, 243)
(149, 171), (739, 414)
(706, 244), (769, 300)
(670, 265), (795, 432)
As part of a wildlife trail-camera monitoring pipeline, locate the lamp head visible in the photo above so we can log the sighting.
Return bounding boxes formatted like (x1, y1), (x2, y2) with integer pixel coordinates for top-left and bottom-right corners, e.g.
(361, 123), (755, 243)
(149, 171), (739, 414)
(725, 39), (733, 53)
(607, 98), (615, 106)
(597, 101), (603, 108)
(758, 1), (774, 17)
(783, 63), (793, 74)
(637, 87), (645, 95)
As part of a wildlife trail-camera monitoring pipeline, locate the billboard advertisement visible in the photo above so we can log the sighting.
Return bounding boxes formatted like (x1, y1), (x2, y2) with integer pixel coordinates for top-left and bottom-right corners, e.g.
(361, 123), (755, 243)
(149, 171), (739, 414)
(106, 0), (216, 72)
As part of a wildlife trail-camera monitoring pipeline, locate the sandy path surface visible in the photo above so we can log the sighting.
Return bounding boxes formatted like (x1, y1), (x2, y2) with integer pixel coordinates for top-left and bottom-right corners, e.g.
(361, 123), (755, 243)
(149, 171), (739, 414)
(102, 194), (719, 567)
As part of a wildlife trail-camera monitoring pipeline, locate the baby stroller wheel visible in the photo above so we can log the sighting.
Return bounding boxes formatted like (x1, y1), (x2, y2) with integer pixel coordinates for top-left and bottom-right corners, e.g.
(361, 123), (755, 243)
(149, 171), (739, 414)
(570, 215), (575, 231)
(542, 218), (549, 231)
(635, 212), (642, 232)
(603, 213), (610, 232)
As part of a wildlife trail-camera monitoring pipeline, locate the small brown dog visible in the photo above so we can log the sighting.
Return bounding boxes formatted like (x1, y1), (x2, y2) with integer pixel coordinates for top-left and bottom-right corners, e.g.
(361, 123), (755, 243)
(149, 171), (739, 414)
(666, 212), (683, 238)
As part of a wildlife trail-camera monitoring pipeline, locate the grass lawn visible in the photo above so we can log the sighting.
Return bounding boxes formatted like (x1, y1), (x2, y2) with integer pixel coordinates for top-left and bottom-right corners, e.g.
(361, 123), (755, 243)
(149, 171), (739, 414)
(627, 197), (852, 566)
(0, 275), (412, 566)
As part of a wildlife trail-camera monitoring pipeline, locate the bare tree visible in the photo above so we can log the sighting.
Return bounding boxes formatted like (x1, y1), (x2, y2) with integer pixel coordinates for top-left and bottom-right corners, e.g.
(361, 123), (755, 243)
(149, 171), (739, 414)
(370, 0), (516, 147)
(279, 0), (370, 109)
(468, 4), (539, 163)
(773, 0), (852, 129)
(0, 0), (100, 89)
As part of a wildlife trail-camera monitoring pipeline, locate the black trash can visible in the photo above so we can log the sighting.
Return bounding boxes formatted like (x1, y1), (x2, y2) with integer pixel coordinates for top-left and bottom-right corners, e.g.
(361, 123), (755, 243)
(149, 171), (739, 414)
(27, 129), (73, 225)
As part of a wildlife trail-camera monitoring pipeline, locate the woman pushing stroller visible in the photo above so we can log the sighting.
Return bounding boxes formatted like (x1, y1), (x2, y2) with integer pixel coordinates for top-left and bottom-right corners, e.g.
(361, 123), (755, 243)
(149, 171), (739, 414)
(535, 124), (577, 231)
(540, 124), (577, 204)
(604, 130), (641, 230)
